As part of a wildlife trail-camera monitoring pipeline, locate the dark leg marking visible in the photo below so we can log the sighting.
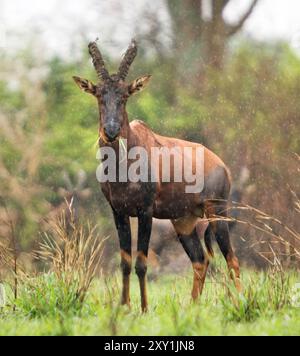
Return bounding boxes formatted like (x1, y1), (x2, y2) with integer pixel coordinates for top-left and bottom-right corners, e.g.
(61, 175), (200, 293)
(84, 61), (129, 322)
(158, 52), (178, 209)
(179, 228), (209, 300)
(210, 204), (242, 292)
(136, 210), (153, 313)
(113, 210), (132, 306)
(204, 223), (215, 258)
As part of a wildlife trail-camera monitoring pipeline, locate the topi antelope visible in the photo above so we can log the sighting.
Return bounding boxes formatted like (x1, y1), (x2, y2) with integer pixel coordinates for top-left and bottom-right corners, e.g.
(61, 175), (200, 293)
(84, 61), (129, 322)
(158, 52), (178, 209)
(73, 39), (241, 312)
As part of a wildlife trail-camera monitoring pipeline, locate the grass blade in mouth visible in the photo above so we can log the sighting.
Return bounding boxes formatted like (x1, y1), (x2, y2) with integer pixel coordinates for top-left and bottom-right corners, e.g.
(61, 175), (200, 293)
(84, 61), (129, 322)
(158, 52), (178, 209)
(94, 136), (100, 149)
(119, 137), (127, 165)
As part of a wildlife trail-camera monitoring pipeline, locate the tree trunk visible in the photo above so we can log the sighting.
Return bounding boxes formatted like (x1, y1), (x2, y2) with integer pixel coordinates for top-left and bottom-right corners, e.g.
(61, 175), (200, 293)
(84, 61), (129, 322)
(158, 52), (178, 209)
(167, 0), (260, 82)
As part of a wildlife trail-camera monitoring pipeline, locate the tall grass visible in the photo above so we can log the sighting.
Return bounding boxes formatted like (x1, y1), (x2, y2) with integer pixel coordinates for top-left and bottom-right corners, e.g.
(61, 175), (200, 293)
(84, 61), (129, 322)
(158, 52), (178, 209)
(15, 211), (106, 318)
(221, 268), (293, 323)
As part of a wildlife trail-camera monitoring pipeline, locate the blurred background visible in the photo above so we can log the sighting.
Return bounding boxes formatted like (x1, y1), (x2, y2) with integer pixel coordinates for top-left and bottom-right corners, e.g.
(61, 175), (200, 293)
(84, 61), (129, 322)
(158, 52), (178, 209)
(0, 0), (299, 275)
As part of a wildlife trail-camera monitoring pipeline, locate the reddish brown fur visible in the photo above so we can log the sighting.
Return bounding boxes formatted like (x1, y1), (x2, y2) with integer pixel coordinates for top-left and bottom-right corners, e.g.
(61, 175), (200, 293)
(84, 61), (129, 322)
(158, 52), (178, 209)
(100, 119), (228, 220)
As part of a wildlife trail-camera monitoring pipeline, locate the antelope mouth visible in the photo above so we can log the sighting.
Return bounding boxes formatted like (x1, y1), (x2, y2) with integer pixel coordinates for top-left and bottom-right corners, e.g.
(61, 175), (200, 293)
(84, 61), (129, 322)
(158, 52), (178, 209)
(100, 131), (120, 144)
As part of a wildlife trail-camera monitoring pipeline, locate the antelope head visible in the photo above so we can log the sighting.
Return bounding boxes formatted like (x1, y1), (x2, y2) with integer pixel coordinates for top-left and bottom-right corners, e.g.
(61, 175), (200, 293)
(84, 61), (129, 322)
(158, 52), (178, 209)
(73, 39), (151, 143)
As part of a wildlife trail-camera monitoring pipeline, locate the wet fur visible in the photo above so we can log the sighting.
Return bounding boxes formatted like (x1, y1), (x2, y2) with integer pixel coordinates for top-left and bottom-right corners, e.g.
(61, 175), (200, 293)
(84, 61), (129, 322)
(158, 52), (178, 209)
(74, 49), (241, 312)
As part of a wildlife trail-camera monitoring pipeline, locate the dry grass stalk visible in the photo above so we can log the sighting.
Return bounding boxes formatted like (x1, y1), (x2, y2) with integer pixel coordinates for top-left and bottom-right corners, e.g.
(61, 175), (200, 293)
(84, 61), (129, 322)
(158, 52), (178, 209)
(0, 197), (30, 309)
(37, 207), (107, 303)
(204, 193), (300, 267)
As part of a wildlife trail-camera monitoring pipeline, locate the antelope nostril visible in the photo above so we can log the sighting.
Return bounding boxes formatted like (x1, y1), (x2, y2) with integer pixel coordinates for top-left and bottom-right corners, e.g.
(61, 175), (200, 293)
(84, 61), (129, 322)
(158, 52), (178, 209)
(104, 124), (120, 141)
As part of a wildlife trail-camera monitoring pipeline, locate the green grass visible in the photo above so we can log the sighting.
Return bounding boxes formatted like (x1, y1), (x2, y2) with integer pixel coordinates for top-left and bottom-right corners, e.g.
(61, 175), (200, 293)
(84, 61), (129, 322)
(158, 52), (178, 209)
(0, 268), (299, 336)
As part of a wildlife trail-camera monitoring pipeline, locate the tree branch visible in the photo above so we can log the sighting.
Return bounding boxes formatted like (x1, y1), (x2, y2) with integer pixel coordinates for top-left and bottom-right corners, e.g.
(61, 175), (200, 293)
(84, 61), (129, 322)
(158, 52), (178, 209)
(226, 0), (259, 36)
(212, 0), (224, 20)
(223, 0), (231, 9)
(198, 0), (204, 33)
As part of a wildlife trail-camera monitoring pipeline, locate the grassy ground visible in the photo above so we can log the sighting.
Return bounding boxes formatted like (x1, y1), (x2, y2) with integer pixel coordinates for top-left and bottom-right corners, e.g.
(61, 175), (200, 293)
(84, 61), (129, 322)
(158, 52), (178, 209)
(0, 266), (299, 336)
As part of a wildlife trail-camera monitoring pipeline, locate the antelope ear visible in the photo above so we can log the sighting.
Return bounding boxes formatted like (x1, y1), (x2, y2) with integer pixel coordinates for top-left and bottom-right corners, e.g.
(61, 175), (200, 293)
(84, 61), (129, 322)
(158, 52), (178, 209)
(73, 76), (97, 96)
(128, 75), (151, 95)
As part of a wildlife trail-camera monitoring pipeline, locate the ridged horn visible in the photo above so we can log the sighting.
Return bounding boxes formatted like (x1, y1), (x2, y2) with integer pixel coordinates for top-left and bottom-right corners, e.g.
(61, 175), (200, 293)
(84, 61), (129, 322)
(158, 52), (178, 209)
(88, 41), (110, 82)
(117, 39), (138, 81)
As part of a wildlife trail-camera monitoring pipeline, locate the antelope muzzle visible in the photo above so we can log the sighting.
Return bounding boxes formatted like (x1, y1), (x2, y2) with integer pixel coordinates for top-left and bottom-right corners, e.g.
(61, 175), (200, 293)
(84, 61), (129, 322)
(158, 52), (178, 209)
(103, 122), (121, 142)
